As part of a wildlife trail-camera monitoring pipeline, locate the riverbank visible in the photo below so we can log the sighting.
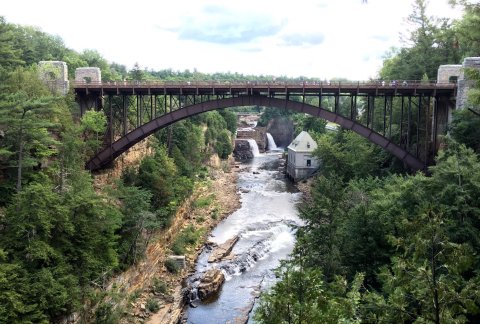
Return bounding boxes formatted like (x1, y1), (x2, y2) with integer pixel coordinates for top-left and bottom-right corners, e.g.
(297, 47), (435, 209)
(140, 159), (242, 324)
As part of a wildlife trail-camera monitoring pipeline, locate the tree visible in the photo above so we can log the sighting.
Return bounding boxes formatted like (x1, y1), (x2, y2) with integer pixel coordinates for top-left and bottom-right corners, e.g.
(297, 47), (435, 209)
(79, 49), (121, 81)
(451, 2), (480, 57)
(114, 182), (154, 266)
(129, 62), (144, 81)
(215, 129), (233, 159)
(0, 17), (24, 70)
(368, 207), (479, 323)
(80, 110), (106, 157)
(0, 180), (80, 321)
(0, 67), (60, 192)
(380, 0), (461, 81)
(136, 144), (178, 209)
(450, 110), (480, 153)
(255, 261), (364, 323)
(295, 174), (345, 280)
(314, 131), (381, 181)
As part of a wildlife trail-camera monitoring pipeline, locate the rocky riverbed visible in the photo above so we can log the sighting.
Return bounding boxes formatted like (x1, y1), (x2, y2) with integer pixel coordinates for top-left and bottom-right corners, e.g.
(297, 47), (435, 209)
(143, 160), (243, 324)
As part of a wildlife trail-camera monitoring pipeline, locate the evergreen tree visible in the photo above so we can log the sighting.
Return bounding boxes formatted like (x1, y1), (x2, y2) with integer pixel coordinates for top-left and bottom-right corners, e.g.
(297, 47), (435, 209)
(0, 67), (60, 192)
(0, 17), (24, 69)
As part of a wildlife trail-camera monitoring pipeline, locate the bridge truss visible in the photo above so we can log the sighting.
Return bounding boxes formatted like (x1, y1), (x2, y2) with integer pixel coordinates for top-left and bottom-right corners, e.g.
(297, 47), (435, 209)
(74, 81), (456, 172)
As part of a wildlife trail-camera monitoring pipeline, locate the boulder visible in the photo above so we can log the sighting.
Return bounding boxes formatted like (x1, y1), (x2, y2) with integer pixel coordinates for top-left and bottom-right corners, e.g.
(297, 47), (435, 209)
(233, 140), (254, 160)
(197, 269), (225, 300)
(208, 236), (239, 263)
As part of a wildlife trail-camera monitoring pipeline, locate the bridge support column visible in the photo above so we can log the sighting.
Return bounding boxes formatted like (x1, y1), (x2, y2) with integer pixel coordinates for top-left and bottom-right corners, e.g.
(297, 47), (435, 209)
(438, 57), (480, 110)
(38, 61), (69, 96)
(456, 57), (480, 109)
(75, 67), (103, 116)
(434, 57), (480, 156)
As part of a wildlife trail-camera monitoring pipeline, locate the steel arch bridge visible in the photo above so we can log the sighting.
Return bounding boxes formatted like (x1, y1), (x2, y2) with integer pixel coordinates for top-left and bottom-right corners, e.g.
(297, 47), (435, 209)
(74, 81), (456, 172)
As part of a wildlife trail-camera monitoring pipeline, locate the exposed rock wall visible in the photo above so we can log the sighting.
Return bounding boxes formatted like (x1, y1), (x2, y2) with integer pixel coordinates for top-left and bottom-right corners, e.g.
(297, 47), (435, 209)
(266, 118), (294, 148)
(236, 126), (266, 152)
(93, 138), (152, 188)
(233, 140), (255, 160)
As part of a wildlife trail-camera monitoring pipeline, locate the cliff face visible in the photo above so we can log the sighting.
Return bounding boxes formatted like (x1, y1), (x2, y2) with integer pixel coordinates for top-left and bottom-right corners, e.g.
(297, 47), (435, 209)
(266, 118), (294, 148)
(233, 140), (255, 160)
(93, 138), (152, 188)
(236, 126), (266, 152)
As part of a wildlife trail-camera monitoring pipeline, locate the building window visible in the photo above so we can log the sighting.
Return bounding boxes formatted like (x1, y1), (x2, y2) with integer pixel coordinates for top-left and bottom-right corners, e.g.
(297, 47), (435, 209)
(307, 159), (311, 167)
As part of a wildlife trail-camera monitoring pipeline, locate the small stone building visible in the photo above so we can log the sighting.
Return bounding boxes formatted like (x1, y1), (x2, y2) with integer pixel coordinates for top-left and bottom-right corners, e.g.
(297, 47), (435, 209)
(286, 131), (319, 181)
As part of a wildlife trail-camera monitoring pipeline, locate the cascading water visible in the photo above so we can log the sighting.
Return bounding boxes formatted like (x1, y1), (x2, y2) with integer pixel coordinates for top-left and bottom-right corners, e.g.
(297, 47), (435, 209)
(185, 153), (303, 323)
(266, 133), (278, 150)
(247, 139), (261, 157)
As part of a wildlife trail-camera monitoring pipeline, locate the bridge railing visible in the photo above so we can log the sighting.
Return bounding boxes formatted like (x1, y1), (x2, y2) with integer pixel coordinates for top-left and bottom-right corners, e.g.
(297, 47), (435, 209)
(74, 79), (455, 88)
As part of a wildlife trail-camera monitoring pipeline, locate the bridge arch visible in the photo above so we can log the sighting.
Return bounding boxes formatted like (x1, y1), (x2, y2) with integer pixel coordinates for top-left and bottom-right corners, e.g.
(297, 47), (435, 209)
(86, 95), (425, 171)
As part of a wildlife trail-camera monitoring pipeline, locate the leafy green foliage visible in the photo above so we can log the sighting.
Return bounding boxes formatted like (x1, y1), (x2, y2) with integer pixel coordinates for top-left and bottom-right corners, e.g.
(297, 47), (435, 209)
(314, 131), (383, 181)
(0, 17), (24, 69)
(193, 194), (215, 208)
(215, 129), (233, 159)
(0, 67), (60, 192)
(81, 110), (107, 156)
(146, 297), (160, 313)
(170, 225), (202, 255)
(257, 108), (294, 127)
(164, 259), (180, 274)
(380, 0), (460, 81)
(255, 262), (364, 323)
(259, 139), (480, 322)
(151, 278), (168, 294)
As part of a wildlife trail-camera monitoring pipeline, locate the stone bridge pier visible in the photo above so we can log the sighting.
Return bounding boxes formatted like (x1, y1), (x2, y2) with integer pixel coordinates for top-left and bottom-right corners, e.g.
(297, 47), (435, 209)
(74, 67), (103, 115)
(436, 57), (480, 151)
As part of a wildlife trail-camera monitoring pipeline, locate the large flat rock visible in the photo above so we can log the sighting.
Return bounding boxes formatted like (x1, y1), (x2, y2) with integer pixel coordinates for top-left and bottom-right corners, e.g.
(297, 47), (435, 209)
(208, 235), (239, 263)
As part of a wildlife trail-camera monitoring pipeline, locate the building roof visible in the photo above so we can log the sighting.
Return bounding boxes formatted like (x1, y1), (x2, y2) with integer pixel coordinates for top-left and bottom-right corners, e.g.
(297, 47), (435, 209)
(287, 131), (317, 152)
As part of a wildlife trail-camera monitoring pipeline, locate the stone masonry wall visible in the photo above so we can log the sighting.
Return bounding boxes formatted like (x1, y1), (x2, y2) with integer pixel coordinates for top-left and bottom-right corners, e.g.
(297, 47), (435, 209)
(457, 57), (480, 109)
(38, 61), (69, 96)
(75, 67), (102, 83)
(437, 64), (462, 83)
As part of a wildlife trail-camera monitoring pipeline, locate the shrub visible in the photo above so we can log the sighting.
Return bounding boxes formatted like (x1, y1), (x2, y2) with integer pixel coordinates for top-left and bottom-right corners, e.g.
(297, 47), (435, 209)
(94, 301), (123, 324)
(193, 194), (214, 208)
(211, 208), (219, 220)
(164, 259), (180, 274)
(171, 225), (202, 255)
(152, 278), (168, 294)
(146, 297), (160, 313)
(128, 289), (142, 302)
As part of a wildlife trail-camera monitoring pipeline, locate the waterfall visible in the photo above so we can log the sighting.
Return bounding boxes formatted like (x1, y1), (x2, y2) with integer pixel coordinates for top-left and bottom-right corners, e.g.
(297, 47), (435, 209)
(247, 139), (260, 157)
(266, 133), (277, 150)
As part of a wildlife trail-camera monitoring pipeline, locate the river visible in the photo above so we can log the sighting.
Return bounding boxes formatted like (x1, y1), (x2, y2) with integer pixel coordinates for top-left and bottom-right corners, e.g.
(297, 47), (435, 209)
(185, 151), (303, 323)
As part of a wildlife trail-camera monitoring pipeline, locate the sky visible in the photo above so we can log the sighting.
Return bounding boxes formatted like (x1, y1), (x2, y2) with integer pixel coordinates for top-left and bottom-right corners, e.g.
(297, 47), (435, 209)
(2, 0), (464, 80)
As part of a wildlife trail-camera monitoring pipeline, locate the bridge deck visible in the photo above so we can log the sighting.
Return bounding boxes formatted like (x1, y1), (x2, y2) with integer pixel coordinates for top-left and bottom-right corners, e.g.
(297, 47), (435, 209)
(74, 80), (456, 97)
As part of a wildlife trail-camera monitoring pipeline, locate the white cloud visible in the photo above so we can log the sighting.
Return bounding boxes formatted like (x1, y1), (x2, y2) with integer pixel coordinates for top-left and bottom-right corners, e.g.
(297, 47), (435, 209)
(2, 0), (463, 80)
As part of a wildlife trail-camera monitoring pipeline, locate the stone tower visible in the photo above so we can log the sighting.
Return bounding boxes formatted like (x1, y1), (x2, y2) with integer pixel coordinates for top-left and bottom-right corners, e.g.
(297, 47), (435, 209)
(437, 57), (480, 109)
(38, 61), (69, 96)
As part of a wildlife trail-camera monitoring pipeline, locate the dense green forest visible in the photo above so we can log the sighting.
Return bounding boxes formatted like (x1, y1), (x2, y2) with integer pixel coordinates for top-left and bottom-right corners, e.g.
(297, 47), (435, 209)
(0, 15), (241, 322)
(1, 0), (480, 323)
(254, 1), (480, 323)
